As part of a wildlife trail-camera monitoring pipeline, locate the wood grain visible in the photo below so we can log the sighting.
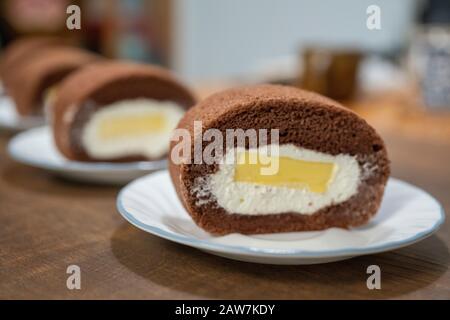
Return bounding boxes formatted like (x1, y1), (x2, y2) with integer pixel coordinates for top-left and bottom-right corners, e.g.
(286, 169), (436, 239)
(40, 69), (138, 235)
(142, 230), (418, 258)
(0, 127), (449, 299)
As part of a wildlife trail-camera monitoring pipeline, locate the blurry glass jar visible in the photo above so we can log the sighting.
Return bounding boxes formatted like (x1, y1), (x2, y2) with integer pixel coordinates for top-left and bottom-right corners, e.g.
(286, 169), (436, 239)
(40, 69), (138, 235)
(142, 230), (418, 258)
(300, 47), (362, 101)
(409, 25), (450, 110)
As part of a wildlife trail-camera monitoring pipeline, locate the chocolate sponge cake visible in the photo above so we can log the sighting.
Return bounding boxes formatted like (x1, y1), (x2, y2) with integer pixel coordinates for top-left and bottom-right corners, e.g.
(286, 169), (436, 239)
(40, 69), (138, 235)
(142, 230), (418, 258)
(52, 61), (196, 162)
(8, 46), (99, 116)
(169, 85), (390, 235)
(0, 36), (65, 92)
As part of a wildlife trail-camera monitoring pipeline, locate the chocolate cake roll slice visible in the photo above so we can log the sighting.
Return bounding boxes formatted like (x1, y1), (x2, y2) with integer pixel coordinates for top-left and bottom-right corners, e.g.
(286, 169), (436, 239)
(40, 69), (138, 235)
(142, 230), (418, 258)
(169, 84), (390, 235)
(0, 36), (66, 92)
(8, 46), (99, 116)
(52, 61), (197, 162)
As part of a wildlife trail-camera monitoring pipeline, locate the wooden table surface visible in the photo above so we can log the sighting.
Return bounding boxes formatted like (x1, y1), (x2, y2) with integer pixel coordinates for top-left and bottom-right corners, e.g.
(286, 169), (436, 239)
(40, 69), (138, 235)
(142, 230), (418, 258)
(0, 126), (449, 300)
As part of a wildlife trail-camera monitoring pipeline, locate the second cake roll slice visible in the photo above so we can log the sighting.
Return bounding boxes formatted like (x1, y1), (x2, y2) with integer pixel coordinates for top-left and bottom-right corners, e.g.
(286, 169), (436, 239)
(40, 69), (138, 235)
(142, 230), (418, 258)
(52, 61), (196, 162)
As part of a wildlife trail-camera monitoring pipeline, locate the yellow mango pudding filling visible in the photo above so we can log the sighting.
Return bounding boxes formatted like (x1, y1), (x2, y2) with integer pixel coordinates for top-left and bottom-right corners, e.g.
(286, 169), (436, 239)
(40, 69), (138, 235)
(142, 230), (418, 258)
(234, 151), (337, 193)
(81, 98), (184, 159)
(97, 113), (167, 140)
(200, 144), (362, 215)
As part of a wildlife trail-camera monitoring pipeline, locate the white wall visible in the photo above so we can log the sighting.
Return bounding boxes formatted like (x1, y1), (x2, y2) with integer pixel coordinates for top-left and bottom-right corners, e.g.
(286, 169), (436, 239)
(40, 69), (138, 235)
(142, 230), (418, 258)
(172, 0), (418, 81)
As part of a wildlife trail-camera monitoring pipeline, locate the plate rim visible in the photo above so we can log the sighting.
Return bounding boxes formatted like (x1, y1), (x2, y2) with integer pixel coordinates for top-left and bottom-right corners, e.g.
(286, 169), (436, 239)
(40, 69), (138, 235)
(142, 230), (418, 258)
(7, 126), (167, 172)
(116, 171), (446, 258)
(0, 96), (45, 131)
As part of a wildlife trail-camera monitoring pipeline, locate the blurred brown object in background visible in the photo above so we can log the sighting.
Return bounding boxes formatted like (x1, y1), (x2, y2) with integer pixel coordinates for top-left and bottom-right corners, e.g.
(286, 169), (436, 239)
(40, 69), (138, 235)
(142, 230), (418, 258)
(98, 0), (172, 66)
(300, 47), (362, 101)
(1, 0), (174, 69)
(0, 0), (83, 46)
(2, 0), (69, 33)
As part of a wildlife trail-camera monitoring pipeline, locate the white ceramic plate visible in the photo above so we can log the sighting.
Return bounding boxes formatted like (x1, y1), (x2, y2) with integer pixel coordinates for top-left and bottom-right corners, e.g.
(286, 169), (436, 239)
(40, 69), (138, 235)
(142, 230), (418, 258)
(8, 126), (167, 185)
(0, 96), (45, 131)
(117, 170), (445, 265)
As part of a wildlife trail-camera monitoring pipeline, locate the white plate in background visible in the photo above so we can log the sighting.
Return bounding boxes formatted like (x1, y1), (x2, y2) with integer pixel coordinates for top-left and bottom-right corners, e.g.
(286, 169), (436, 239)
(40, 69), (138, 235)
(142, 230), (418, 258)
(8, 126), (167, 185)
(117, 170), (445, 265)
(0, 96), (45, 131)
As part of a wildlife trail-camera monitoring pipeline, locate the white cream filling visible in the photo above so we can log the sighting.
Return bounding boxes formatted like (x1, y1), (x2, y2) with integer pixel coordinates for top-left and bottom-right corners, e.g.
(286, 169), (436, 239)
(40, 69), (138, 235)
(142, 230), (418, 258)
(195, 144), (362, 215)
(82, 98), (184, 159)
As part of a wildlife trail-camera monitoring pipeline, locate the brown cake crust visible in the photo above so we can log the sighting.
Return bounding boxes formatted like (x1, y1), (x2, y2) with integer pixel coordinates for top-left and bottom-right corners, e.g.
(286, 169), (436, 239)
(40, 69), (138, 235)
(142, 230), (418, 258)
(169, 84), (390, 235)
(52, 61), (197, 162)
(0, 36), (66, 90)
(8, 46), (99, 116)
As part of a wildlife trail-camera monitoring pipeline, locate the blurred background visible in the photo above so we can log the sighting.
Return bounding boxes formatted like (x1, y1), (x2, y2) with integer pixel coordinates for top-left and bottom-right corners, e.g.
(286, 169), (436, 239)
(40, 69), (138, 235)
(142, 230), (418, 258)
(0, 0), (430, 77)
(1, 0), (450, 143)
(1, 1), (449, 300)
